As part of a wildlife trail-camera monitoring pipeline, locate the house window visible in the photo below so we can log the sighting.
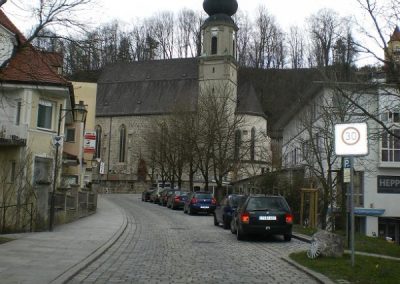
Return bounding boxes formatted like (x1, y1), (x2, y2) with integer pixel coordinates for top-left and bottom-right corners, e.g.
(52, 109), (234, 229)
(381, 129), (400, 162)
(211, 36), (218, 55)
(381, 111), (400, 123)
(234, 130), (241, 160)
(65, 128), (75, 142)
(37, 100), (53, 130)
(9, 161), (16, 183)
(119, 125), (126, 163)
(250, 127), (256, 161)
(16, 101), (21, 125)
(95, 125), (102, 159)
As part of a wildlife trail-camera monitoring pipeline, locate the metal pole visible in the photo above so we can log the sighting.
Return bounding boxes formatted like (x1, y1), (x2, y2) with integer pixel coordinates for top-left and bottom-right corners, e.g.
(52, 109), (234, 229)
(49, 105), (63, 231)
(350, 156), (355, 267)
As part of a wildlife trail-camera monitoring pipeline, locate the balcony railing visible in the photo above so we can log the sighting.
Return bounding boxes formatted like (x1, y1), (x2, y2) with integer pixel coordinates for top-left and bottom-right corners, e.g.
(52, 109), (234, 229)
(0, 123), (28, 146)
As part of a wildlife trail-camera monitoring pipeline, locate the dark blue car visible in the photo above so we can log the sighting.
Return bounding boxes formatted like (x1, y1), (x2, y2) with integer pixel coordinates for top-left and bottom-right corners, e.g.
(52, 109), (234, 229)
(214, 194), (246, 229)
(183, 192), (216, 215)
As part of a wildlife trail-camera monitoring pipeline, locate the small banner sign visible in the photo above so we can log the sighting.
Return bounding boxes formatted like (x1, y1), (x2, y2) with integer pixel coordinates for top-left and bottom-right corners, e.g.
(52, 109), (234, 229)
(84, 131), (96, 154)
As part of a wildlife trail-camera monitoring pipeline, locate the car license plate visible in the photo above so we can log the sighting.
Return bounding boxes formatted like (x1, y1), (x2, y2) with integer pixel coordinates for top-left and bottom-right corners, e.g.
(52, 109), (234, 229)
(259, 216), (276, 221)
(200, 206), (209, 209)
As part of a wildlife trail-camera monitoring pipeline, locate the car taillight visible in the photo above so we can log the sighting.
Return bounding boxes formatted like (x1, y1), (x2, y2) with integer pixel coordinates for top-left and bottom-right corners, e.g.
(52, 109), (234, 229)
(191, 198), (197, 204)
(285, 213), (293, 224)
(175, 196), (180, 201)
(211, 198), (216, 205)
(241, 212), (250, 224)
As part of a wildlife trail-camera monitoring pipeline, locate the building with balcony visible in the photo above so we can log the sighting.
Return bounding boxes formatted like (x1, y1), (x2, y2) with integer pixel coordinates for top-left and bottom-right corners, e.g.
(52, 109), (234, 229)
(0, 9), (78, 230)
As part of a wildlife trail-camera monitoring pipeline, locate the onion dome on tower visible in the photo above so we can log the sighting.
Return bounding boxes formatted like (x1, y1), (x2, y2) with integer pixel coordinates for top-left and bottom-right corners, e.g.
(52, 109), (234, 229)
(203, 0), (238, 17)
(202, 0), (238, 28)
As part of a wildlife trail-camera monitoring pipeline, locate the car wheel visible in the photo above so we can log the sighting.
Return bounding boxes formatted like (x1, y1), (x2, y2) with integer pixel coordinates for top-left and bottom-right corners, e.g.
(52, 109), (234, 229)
(284, 234), (292, 242)
(230, 220), (236, 234)
(222, 217), (229, 230)
(236, 227), (245, 241)
(213, 214), (219, 226)
(189, 207), (194, 215)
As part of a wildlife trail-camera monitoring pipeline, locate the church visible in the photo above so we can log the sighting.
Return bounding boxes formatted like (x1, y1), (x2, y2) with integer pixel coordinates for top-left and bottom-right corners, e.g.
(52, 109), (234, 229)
(93, 0), (271, 192)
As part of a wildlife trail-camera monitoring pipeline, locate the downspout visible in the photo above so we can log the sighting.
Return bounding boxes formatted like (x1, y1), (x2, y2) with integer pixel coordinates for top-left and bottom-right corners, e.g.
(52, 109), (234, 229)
(107, 117), (112, 182)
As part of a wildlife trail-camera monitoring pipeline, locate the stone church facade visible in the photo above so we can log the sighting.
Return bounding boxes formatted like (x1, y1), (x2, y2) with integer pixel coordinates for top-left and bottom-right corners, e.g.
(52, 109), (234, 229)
(94, 0), (270, 191)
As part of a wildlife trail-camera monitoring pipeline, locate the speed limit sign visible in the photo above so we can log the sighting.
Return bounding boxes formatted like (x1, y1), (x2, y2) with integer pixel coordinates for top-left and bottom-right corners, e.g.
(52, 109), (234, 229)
(335, 123), (368, 156)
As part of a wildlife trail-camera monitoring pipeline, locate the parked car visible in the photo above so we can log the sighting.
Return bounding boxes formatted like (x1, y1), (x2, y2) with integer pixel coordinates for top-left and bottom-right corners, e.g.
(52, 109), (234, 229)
(214, 194), (246, 229)
(233, 195), (293, 241)
(142, 188), (155, 202)
(167, 191), (188, 209)
(183, 192), (216, 215)
(160, 189), (178, 206)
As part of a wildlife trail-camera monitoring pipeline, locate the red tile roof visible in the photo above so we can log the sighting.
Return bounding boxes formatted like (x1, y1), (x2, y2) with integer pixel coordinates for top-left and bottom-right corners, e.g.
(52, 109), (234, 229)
(0, 9), (69, 86)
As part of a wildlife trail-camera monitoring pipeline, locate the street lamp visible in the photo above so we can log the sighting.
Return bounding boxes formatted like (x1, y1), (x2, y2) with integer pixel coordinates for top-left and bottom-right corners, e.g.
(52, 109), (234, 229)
(49, 101), (87, 231)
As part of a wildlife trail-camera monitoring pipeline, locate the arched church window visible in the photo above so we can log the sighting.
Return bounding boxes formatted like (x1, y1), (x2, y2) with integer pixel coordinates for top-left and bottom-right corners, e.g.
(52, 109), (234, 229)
(211, 36), (218, 55)
(234, 130), (241, 160)
(233, 39), (236, 58)
(119, 125), (127, 163)
(95, 125), (102, 159)
(250, 127), (256, 161)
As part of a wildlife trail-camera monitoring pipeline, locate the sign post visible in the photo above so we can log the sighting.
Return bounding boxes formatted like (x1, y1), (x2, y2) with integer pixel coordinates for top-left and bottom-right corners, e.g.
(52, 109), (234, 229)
(335, 123), (368, 267)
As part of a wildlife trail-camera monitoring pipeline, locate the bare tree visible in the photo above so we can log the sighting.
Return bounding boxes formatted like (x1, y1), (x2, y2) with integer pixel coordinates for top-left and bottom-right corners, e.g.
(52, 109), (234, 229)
(234, 11), (252, 66)
(176, 9), (202, 58)
(7, 0), (95, 43)
(250, 6), (285, 69)
(287, 26), (306, 69)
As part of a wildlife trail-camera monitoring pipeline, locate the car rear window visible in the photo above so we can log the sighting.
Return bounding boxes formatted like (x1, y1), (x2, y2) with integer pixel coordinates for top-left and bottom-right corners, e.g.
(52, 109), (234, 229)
(176, 191), (188, 196)
(195, 193), (213, 199)
(246, 197), (289, 211)
(230, 196), (246, 207)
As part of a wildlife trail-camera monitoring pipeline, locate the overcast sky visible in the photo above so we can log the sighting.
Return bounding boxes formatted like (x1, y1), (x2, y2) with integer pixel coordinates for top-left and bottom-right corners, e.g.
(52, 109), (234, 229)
(2, 0), (388, 64)
(3, 0), (367, 31)
(92, 0), (365, 29)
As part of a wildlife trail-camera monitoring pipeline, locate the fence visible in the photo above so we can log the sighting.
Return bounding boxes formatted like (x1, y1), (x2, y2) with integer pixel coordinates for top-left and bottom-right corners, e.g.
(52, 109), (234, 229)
(51, 190), (97, 226)
(0, 203), (33, 233)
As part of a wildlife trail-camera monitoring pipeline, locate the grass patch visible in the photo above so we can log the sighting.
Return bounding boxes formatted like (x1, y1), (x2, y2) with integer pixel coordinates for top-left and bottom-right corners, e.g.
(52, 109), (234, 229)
(351, 234), (400, 258)
(290, 251), (400, 284)
(293, 226), (400, 258)
(0, 237), (14, 244)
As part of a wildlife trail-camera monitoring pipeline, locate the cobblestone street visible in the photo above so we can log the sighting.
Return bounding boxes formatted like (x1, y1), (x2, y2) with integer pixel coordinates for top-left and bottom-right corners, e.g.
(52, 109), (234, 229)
(68, 194), (316, 284)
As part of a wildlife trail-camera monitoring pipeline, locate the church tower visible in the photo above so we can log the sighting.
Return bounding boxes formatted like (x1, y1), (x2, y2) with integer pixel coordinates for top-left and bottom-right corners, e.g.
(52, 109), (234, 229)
(385, 26), (400, 82)
(199, 0), (238, 104)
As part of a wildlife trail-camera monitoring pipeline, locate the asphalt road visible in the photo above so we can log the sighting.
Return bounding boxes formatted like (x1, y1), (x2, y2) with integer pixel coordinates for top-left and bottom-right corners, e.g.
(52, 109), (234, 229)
(68, 194), (317, 284)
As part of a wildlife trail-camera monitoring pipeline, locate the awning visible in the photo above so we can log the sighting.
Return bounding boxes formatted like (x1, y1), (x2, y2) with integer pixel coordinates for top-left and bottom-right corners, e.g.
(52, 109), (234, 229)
(354, 208), (385, 217)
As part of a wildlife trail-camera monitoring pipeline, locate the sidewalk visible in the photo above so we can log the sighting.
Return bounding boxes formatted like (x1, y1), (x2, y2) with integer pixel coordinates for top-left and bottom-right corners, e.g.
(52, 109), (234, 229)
(0, 195), (127, 284)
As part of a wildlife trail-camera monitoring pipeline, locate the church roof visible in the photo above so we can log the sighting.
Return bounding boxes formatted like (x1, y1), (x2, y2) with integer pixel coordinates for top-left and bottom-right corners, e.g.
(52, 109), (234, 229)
(96, 58), (271, 118)
(238, 67), (324, 134)
(96, 58), (199, 116)
(236, 81), (265, 118)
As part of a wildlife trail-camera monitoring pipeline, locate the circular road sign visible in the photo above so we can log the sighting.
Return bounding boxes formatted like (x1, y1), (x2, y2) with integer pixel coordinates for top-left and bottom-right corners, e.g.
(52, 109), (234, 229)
(335, 123), (368, 156)
(341, 127), (360, 146)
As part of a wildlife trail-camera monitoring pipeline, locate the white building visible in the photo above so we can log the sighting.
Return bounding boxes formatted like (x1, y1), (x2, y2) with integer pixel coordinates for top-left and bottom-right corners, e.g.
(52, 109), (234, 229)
(278, 81), (400, 244)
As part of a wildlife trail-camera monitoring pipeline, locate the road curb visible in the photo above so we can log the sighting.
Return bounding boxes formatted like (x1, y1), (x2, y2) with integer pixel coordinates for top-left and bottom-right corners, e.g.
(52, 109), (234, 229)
(292, 233), (312, 243)
(50, 202), (129, 284)
(281, 256), (335, 284)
